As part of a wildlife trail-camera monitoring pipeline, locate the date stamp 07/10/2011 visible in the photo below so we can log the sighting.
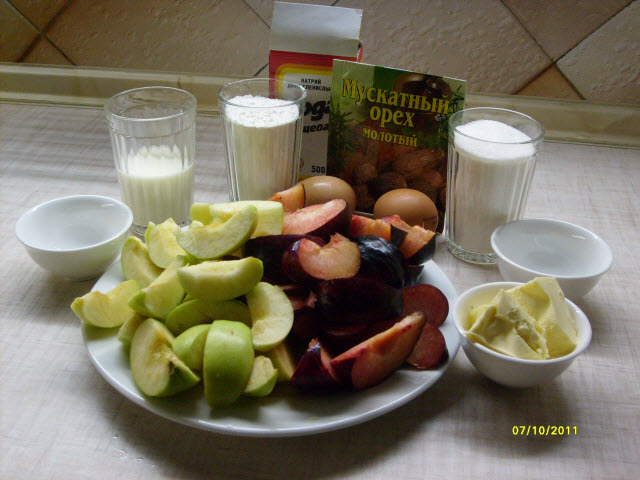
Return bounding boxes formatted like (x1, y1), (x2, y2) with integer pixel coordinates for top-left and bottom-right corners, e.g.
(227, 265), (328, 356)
(512, 426), (578, 436)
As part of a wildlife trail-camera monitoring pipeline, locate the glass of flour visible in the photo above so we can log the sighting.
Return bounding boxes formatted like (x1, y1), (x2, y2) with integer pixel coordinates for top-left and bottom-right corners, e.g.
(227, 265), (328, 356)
(445, 107), (544, 264)
(218, 78), (306, 201)
(105, 87), (197, 235)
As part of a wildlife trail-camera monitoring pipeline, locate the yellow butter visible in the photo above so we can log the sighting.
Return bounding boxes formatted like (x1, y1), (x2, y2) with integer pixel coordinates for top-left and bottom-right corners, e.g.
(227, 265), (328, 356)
(467, 290), (548, 360)
(506, 277), (577, 358)
(466, 278), (577, 360)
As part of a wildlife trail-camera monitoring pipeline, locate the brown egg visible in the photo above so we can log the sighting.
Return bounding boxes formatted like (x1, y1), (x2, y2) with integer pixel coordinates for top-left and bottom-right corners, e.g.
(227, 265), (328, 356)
(373, 188), (438, 231)
(300, 176), (357, 213)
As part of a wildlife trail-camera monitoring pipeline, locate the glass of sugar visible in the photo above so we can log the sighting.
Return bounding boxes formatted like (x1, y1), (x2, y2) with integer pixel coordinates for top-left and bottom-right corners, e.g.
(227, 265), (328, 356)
(445, 107), (544, 264)
(105, 87), (197, 235)
(218, 78), (306, 201)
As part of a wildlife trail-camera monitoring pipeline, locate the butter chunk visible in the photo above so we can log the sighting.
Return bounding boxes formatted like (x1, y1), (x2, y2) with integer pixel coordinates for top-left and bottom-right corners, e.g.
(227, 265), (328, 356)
(507, 278), (577, 358)
(467, 290), (548, 360)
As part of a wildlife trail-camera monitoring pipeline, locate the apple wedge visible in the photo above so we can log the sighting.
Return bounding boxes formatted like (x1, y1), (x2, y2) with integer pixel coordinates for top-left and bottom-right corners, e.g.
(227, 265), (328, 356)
(203, 320), (254, 407)
(165, 298), (251, 336)
(120, 236), (163, 288)
(330, 311), (427, 390)
(130, 318), (200, 397)
(266, 341), (299, 382)
(246, 282), (294, 352)
(207, 200), (285, 238)
(128, 255), (187, 319)
(173, 324), (210, 371)
(145, 218), (187, 268)
(175, 204), (258, 260)
(71, 279), (140, 328)
(177, 257), (263, 303)
(243, 355), (278, 397)
(117, 312), (146, 347)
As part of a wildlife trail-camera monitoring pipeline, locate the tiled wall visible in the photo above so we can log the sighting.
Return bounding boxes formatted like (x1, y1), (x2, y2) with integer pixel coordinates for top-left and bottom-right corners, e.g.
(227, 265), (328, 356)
(2, 0), (639, 105)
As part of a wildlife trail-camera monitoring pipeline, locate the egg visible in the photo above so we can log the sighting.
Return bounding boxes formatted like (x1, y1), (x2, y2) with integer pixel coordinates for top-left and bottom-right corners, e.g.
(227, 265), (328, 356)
(373, 188), (438, 231)
(300, 176), (357, 213)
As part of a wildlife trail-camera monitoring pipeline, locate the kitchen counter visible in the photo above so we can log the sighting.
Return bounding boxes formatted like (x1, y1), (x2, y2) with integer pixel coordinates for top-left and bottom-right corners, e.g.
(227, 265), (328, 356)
(1, 66), (639, 480)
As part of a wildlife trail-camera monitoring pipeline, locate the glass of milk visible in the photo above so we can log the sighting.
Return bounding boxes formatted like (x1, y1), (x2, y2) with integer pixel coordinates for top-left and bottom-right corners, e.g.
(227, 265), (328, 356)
(105, 87), (196, 235)
(218, 78), (306, 201)
(445, 107), (544, 264)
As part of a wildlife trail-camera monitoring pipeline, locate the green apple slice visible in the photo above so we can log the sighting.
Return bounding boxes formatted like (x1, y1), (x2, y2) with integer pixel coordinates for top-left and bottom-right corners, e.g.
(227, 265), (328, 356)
(71, 279), (140, 328)
(146, 218), (187, 268)
(177, 257), (263, 303)
(165, 298), (251, 335)
(120, 236), (164, 288)
(208, 200), (284, 237)
(190, 202), (213, 224)
(130, 318), (200, 397)
(117, 312), (146, 347)
(173, 324), (210, 371)
(246, 282), (294, 352)
(129, 255), (186, 319)
(203, 320), (254, 407)
(175, 205), (258, 260)
(266, 341), (298, 382)
(243, 355), (278, 397)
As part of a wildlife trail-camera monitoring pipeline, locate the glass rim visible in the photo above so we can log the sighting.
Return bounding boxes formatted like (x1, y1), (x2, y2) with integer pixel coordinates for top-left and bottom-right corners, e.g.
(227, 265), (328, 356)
(449, 107), (545, 145)
(104, 86), (197, 122)
(217, 78), (307, 108)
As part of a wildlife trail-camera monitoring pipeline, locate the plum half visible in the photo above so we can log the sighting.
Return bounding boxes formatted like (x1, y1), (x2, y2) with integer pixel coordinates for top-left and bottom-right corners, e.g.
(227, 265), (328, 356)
(353, 235), (406, 288)
(281, 199), (350, 238)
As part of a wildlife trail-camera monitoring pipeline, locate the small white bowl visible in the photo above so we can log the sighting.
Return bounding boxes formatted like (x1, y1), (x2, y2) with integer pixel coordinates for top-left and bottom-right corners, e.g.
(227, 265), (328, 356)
(15, 195), (132, 281)
(491, 218), (612, 299)
(452, 281), (592, 388)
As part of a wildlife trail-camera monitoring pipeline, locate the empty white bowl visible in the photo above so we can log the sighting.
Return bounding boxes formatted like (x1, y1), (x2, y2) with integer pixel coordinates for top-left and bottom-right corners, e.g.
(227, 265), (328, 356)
(491, 218), (612, 299)
(15, 195), (132, 280)
(452, 281), (592, 388)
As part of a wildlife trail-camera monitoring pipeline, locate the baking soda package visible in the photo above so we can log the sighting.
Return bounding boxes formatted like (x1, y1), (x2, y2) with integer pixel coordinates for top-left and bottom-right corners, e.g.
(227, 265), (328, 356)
(327, 60), (466, 226)
(269, 1), (363, 178)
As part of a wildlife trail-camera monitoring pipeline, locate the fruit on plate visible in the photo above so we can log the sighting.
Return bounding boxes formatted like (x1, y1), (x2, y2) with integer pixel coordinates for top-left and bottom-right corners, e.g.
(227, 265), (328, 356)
(71, 279), (140, 328)
(330, 311), (427, 390)
(270, 176), (357, 214)
(291, 338), (342, 393)
(130, 318), (200, 397)
(165, 298), (251, 336)
(128, 255), (187, 319)
(406, 321), (448, 369)
(246, 281), (294, 352)
(244, 234), (325, 283)
(192, 200), (284, 238)
(401, 283), (449, 327)
(117, 312), (146, 347)
(177, 257), (264, 303)
(175, 204), (258, 260)
(380, 215), (436, 264)
(243, 355), (278, 397)
(347, 215), (407, 247)
(354, 235), (406, 288)
(266, 341), (298, 382)
(282, 233), (360, 284)
(120, 236), (163, 288)
(145, 218), (187, 268)
(173, 324), (211, 371)
(203, 320), (254, 407)
(281, 198), (350, 238)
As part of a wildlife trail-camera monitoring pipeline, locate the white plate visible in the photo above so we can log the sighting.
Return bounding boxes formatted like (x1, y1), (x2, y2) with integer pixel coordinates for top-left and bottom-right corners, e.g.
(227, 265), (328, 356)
(82, 261), (460, 437)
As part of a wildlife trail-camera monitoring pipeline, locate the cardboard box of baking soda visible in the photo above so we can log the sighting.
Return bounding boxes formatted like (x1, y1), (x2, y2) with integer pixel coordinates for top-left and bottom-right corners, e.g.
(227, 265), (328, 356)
(327, 60), (466, 224)
(269, 1), (363, 178)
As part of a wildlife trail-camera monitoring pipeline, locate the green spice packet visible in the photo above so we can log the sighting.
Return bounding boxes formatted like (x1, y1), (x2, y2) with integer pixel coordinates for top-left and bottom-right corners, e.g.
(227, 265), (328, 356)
(327, 60), (466, 220)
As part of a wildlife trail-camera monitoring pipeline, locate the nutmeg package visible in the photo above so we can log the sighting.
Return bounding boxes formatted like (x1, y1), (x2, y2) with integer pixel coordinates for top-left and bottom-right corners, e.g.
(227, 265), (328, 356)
(327, 60), (466, 228)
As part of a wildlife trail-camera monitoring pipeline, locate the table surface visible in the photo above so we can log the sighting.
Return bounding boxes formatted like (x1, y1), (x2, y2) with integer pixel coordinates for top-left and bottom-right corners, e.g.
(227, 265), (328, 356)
(1, 100), (639, 480)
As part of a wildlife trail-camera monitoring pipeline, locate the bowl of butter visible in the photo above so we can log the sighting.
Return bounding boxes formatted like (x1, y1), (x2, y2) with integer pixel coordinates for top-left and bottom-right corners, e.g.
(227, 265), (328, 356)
(452, 278), (591, 388)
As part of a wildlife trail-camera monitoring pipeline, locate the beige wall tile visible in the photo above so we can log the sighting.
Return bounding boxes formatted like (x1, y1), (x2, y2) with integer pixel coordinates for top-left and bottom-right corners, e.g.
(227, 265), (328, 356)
(335, 0), (549, 94)
(504, 0), (631, 60)
(22, 36), (72, 65)
(0, 0), (39, 61)
(517, 65), (582, 100)
(45, 0), (270, 76)
(558, 1), (640, 104)
(9, 0), (68, 30)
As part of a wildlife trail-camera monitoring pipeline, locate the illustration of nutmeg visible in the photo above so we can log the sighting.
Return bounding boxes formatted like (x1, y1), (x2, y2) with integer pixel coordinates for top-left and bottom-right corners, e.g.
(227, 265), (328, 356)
(408, 168), (444, 203)
(368, 171), (407, 197)
(354, 184), (376, 211)
(392, 149), (442, 178)
(352, 162), (377, 185)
